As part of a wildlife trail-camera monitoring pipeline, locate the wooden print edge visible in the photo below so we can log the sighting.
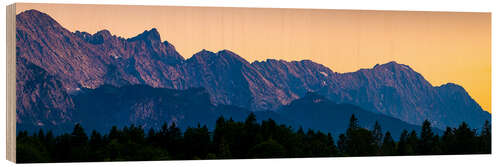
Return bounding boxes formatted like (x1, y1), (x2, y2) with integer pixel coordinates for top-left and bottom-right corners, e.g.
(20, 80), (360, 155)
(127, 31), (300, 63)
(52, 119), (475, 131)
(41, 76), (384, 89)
(6, 3), (17, 163)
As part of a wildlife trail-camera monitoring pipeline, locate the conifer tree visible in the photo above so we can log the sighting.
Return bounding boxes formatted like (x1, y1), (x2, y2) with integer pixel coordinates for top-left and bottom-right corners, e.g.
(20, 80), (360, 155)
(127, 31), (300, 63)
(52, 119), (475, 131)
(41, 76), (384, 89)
(418, 120), (434, 154)
(479, 120), (491, 153)
(381, 132), (396, 155)
(372, 121), (383, 151)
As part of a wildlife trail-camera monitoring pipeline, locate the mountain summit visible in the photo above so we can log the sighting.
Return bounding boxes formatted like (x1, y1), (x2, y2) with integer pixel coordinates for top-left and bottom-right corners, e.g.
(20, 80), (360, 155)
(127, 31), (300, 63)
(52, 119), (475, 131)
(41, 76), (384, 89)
(127, 28), (162, 42)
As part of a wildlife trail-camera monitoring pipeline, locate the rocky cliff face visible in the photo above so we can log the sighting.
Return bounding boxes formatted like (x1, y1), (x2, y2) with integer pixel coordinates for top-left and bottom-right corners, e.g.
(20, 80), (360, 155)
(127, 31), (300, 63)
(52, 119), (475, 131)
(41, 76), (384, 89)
(435, 83), (490, 128)
(182, 50), (287, 110)
(331, 62), (489, 129)
(253, 60), (490, 129)
(16, 10), (490, 131)
(252, 59), (340, 109)
(17, 10), (108, 91)
(16, 57), (74, 132)
(16, 10), (185, 92)
(327, 62), (442, 127)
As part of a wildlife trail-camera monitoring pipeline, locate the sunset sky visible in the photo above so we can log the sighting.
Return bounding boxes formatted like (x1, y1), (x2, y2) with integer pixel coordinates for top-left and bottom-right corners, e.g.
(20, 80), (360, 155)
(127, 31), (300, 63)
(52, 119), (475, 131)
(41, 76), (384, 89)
(16, 3), (491, 112)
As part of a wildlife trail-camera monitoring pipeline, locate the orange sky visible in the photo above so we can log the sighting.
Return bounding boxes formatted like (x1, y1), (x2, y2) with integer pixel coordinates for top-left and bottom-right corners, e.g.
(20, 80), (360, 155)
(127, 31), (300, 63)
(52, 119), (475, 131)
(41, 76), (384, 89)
(16, 3), (491, 112)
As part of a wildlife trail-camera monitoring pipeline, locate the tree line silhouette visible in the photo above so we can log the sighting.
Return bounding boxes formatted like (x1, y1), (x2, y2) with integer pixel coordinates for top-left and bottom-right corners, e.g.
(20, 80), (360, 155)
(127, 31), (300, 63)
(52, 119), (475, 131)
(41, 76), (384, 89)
(17, 113), (491, 163)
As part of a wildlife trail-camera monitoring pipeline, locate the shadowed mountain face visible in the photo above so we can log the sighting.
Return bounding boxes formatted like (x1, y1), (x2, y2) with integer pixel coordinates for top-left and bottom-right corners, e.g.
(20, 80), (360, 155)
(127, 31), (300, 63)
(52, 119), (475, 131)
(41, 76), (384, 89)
(72, 85), (222, 132)
(278, 92), (438, 138)
(23, 83), (424, 138)
(16, 10), (490, 131)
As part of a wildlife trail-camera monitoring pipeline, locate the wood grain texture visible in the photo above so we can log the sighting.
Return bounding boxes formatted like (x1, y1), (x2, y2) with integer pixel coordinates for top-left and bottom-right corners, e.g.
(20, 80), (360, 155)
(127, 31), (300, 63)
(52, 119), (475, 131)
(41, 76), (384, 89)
(6, 3), (17, 163)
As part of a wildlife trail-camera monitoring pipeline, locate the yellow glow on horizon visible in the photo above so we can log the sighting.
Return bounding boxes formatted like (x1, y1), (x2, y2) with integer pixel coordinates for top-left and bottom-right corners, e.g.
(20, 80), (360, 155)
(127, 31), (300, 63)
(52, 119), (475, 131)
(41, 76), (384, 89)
(16, 3), (491, 112)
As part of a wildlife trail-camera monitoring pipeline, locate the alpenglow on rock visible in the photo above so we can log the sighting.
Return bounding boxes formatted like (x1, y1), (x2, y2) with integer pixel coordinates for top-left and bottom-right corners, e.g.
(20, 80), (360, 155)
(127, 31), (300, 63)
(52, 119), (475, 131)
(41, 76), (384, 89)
(16, 9), (490, 131)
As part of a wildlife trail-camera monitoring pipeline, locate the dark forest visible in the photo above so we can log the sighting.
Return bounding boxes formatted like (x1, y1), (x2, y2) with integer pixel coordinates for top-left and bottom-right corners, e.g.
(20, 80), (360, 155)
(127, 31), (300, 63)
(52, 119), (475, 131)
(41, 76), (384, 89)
(17, 114), (491, 163)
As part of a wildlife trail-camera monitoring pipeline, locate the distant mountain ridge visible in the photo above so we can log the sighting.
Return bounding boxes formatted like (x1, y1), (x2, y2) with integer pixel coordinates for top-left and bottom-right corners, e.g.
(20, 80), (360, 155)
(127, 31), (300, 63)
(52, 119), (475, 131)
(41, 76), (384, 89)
(20, 83), (427, 139)
(278, 92), (439, 138)
(16, 9), (490, 131)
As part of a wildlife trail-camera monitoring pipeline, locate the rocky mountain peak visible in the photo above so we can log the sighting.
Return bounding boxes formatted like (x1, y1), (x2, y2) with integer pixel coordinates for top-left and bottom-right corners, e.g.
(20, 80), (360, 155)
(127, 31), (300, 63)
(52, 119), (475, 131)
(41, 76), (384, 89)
(94, 29), (112, 39)
(76, 29), (114, 44)
(189, 49), (216, 61)
(437, 83), (470, 98)
(217, 49), (249, 64)
(163, 41), (176, 50)
(16, 9), (66, 34)
(74, 30), (92, 39)
(374, 61), (414, 73)
(17, 9), (58, 26)
(127, 28), (161, 42)
(363, 61), (431, 88)
(217, 49), (237, 56)
(188, 49), (249, 65)
(439, 83), (463, 89)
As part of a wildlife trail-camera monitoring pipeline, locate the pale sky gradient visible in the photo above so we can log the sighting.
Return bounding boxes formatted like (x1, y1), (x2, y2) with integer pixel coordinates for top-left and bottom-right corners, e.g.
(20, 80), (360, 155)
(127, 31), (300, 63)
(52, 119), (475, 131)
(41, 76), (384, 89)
(16, 3), (491, 112)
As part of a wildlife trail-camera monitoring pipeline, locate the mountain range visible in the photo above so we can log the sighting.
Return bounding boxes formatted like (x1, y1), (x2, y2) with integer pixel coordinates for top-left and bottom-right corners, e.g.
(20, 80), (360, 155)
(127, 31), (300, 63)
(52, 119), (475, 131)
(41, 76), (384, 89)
(15, 9), (490, 134)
